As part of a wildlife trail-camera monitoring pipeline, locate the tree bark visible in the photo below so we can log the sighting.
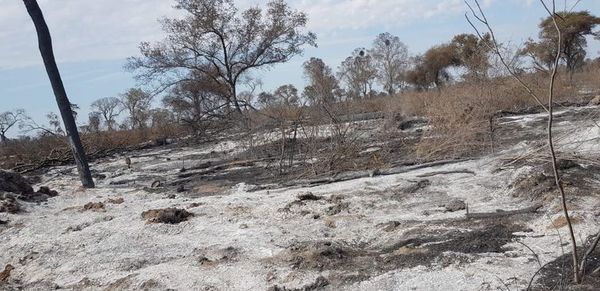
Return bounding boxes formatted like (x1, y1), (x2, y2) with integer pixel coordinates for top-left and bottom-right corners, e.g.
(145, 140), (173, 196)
(23, 0), (95, 188)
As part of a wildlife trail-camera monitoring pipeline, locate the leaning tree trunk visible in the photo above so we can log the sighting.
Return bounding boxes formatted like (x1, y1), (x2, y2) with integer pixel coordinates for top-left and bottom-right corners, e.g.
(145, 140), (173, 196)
(23, 0), (95, 188)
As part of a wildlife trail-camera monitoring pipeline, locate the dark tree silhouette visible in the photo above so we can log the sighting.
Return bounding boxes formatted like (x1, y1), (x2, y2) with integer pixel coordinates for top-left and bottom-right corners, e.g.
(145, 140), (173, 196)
(22, 0), (95, 188)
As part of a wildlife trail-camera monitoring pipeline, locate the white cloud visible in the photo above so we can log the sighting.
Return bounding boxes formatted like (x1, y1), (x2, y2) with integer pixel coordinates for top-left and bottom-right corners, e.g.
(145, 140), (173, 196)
(0, 0), (179, 69)
(3, 0), (582, 70)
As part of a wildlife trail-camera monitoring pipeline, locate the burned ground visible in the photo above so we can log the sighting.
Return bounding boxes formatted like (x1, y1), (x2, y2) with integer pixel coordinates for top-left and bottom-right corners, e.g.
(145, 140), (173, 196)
(1, 106), (600, 290)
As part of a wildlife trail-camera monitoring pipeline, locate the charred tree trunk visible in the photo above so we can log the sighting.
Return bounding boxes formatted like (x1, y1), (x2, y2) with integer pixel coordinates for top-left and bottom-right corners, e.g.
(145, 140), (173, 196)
(23, 0), (95, 188)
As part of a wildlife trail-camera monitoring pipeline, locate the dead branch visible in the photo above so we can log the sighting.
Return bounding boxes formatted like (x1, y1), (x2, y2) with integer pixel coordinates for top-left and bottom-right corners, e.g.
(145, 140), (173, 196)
(416, 169), (476, 178)
(466, 203), (542, 219)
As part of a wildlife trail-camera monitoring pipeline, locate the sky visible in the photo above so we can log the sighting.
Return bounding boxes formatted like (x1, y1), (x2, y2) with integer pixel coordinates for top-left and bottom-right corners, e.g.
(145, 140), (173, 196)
(1, 0), (599, 137)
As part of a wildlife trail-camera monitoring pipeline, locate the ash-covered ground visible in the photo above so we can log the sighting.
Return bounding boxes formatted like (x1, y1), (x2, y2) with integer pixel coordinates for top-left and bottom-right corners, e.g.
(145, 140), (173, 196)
(2, 106), (600, 290)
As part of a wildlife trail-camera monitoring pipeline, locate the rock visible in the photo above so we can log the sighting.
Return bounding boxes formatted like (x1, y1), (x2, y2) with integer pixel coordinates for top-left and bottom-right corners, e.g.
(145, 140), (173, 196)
(588, 95), (600, 106)
(38, 186), (58, 197)
(188, 202), (203, 209)
(106, 197), (124, 204)
(326, 202), (350, 216)
(141, 208), (193, 224)
(82, 202), (105, 211)
(381, 221), (401, 232)
(92, 173), (107, 180)
(0, 193), (20, 214)
(400, 180), (431, 194)
(150, 180), (162, 188)
(444, 199), (466, 212)
(239, 224), (248, 229)
(324, 218), (336, 228)
(176, 185), (186, 193)
(297, 192), (321, 201)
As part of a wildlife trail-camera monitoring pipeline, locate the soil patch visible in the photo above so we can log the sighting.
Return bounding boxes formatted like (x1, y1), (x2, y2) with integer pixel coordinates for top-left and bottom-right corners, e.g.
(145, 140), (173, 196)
(0, 171), (34, 195)
(511, 160), (600, 201)
(532, 250), (600, 290)
(270, 221), (526, 287)
(141, 208), (194, 224)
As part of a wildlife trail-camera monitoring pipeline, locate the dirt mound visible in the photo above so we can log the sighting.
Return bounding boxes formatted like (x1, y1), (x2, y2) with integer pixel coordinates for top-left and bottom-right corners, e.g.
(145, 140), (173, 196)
(0, 171), (59, 205)
(142, 208), (194, 224)
(0, 171), (34, 195)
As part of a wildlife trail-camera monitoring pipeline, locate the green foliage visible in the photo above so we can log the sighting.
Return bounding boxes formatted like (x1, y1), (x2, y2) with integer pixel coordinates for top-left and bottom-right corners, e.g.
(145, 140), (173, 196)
(521, 11), (600, 77)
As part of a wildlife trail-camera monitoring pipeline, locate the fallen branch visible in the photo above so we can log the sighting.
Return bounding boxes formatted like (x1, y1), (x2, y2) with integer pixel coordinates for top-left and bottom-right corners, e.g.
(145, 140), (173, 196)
(258, 159), (471, 190)
(466, 204), (543, 220)
(417, 169), (476, 178)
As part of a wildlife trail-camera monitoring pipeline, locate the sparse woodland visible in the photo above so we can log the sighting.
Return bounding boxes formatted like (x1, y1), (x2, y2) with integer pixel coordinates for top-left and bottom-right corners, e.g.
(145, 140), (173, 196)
(2, 0), (600, 289)
(1, 0), (599, 175)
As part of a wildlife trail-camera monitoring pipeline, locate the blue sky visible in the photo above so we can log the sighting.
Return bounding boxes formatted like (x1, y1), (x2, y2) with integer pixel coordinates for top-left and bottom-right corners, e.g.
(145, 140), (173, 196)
(1, 0), (599, 137)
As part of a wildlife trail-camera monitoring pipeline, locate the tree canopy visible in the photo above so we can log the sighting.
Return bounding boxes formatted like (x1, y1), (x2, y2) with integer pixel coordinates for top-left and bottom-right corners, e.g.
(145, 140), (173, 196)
(127, 0), (316, 115)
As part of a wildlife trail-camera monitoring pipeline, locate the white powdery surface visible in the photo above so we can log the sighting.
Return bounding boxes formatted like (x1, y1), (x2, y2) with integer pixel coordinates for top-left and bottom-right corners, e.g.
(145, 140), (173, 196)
(1, 107), (600, 290)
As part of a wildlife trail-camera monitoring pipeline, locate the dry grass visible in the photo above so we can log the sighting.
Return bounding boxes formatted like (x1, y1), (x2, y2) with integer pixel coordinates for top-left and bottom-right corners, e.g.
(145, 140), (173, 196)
(384, 66), (598, 160)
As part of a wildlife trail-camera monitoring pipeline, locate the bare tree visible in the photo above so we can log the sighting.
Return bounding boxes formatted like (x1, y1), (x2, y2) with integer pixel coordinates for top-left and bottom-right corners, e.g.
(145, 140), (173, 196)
(302, 57), (340, 104)
(91, 97), (122, 130)
(22, 0), (94, 188)
(86, 112), (102, 133)
(127, 0), (316, 116)
(163, 76), (228, 136)
(0, 109), (26, 144)
(370, 33), (409, 95)
(466, 0), (600, 285)
(273, 84), (300, 107)
(120, 88), (153, 130)
(338, 48), (378, 99)
(19, 113), (64, 137)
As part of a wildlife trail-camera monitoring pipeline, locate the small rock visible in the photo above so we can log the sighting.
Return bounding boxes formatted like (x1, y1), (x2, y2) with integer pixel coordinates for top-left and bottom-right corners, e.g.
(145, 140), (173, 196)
(0, 193), (20, 214)
(401, 180), (431, 194)
(188, 202), (203, 209)
(176, 185), (186, 193)
(106, 197), (124, 204)
(381, 221), (401, 232)
(151, 180), (162, 188)
(444, 199), (466, 212)
(82, 202), (105, 212)
(297, 192), (321, 201)
(324, 218), (336, 228)
(38, 186), (58, 197)
(142, 208), (193, 224)
(326, 202), (350, 215)
(239, 224), (248, 229)
(166, 194), (177, 199)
